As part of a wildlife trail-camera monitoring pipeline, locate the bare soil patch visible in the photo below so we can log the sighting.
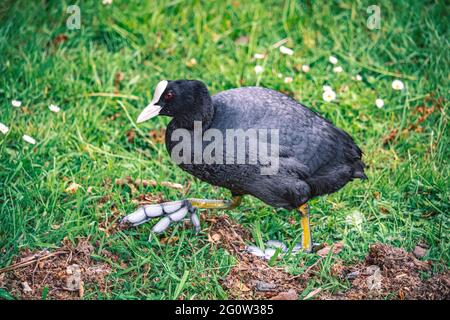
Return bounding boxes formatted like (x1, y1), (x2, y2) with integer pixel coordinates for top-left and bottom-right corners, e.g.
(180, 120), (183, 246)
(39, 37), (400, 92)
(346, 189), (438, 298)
(0, 237), (112, 300)
(206, 215), (449, 300)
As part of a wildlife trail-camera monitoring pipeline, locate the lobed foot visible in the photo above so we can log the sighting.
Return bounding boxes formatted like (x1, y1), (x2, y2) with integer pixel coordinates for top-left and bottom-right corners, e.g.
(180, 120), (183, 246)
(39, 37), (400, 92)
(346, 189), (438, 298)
(121, 200), (200, 235)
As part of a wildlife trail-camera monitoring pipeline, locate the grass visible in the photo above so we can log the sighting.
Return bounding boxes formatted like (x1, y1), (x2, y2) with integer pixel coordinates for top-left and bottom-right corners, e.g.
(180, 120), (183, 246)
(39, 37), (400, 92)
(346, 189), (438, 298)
(0, 0), (448, 299)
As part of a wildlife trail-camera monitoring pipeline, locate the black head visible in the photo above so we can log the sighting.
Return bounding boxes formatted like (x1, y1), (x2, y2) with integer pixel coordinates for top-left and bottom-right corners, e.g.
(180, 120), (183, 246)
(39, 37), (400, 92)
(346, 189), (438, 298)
(137, 80), (213, 127)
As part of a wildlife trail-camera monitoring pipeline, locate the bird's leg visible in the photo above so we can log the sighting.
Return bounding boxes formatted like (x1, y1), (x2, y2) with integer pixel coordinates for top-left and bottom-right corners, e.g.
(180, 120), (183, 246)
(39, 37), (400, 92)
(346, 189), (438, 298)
(298, 203), (313, 253)
(188, 195), (242, 210)
(121, 196), (242, 236)
(246, 203), (323, 259)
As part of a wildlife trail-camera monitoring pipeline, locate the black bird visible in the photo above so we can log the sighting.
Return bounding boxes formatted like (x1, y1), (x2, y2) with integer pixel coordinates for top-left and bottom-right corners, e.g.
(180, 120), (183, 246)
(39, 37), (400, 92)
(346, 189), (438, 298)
(122, 80), (366, 252)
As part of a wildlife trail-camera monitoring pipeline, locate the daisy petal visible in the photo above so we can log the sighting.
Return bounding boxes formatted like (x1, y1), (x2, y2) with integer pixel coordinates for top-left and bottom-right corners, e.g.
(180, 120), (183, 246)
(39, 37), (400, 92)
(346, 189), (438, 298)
(279, 46), (294, 56)
(333, 66), (343, 73)
(322, 90), (336, 102)
(301, 64), (310, 73)
(12, 100), (22, 107)
(0, 122), (9, 135)
(22, 135), (36, 145)
(49, 104), (60, 113)
(254, 65), (264, 74)
(375, 98), (384, 108)
(329, 56), (338, 64)
(392, 79), (405, 91)
(323, 85), (333, 92)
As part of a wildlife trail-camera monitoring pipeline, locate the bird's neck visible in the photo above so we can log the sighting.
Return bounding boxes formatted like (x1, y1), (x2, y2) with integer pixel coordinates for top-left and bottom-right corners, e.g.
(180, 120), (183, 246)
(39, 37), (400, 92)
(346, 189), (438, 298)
(173, 96), (214, 131)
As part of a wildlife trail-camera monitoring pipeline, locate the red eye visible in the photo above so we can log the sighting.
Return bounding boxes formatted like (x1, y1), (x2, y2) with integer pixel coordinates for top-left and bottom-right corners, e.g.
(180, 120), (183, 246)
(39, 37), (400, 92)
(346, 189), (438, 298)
(164, 91), (174, 101)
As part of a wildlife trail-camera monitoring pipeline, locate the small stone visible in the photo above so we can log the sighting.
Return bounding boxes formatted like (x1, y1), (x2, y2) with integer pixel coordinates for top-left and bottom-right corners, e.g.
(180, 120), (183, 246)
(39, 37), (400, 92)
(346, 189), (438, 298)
(253, 280), (277, 292)
(413, 245), (427, 259)
(22, 281), (33, 293)
(346, 271), (360, 280)
(365, 265), (380, 275)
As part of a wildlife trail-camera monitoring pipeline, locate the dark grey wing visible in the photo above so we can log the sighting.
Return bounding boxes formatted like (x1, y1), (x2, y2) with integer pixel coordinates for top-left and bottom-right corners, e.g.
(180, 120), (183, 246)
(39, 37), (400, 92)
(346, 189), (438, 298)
(212, 87), (366, 196)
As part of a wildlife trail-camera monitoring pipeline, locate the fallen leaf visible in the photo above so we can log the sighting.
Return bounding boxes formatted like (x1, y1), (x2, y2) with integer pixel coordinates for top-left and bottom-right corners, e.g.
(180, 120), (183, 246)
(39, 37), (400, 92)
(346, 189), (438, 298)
(79, 280), (84, 298)
(52, 34), (68, 47)
(148, 128), (165, 143)
(270, 289), (298, 300)
(65, 182), (81, 194)
(126, 129), (135, 143)
(160, 236), (179, 245)
(316, 242), (344, 257)
(383, 129), (398, 145)
(114, 72), (125, 86)
(303, 287), (322, 300)
(160, 181), (184, 190)
(234, 281), (251, 292)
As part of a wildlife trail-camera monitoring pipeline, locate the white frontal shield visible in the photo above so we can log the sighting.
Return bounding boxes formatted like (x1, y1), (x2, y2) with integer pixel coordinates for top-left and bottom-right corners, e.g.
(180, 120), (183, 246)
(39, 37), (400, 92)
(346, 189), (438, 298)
(136, 80), (168, 123)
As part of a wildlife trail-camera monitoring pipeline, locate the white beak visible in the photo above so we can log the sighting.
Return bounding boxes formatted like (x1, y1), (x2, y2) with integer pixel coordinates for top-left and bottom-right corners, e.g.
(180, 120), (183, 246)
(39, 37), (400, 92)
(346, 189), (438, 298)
(136, 80), (168, 123)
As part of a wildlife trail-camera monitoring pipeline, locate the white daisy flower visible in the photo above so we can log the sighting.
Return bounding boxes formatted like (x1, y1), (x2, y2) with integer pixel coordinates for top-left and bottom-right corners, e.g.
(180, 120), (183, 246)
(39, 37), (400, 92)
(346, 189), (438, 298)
(279, 46), (294, 56)
(329, 56), (338, 64)
(22, 135), (36, 145)
(11, 100), (22, 107)
(65, 182), (81, 194)
(102, 0), (113, 5)
(284, 77), (293, 84)
(345, 210), (364, 227)
(301, 64), (310, 73)
(323, 85), (333, 92)
(0, 122), (9, 135)
(322, 90), (336, 102)
(375, 98), (384, 108)
(254, 65), (264, 74)
(254, 53), (266, 59)
(355, 74), (363, 81)
(277, 73), (283, 78)
(333, 66), (343, 73)
(392, 79), (405, 91)
(48, 104), (60, 113)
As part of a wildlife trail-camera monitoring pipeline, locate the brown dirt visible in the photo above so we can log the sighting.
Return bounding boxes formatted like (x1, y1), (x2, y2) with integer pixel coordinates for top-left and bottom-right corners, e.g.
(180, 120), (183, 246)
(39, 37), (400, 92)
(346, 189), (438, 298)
(205, 214), (309, 299)
(383, 95), (443, 145)
(0, 237), (113, 300)
(206, 215), (449, 300)
(323, 243), (449, 300)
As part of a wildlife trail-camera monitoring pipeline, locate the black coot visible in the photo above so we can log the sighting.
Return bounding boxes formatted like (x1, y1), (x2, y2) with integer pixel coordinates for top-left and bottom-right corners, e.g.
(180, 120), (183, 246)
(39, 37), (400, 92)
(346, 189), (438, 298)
(122, 80), (366, 253)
